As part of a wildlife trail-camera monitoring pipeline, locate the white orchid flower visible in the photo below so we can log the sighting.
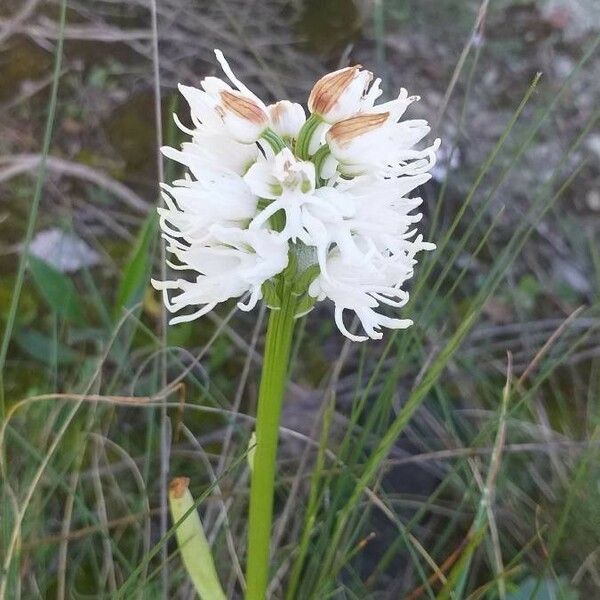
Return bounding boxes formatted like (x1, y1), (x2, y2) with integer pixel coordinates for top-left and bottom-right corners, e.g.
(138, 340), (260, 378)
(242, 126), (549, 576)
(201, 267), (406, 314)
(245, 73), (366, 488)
(175, 49), (269, 144)
(157, 170), (258, 241)
(308, 248), (414, 342)
(244, 148), (319, 242)
(152, 227), (288, 324)
(153, 51), (439, 341)
(326, 93), (441, 177)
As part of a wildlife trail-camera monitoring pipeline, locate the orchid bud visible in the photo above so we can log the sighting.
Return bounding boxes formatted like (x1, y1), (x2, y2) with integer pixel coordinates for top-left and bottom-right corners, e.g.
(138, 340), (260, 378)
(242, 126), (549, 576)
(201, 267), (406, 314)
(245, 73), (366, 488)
(326, 110), (438, 178)
(176, 49), (270, 145)
(326, 112), (389, 148)
(268, 100), (306, 140)
(217, 90), (269, 143)
(308, 65), (374, 123)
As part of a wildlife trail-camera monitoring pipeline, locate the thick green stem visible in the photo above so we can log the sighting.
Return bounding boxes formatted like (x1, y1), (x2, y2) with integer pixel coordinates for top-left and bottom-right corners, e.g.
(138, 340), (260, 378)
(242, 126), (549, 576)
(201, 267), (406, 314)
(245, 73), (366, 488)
(246, 285), (297, 600)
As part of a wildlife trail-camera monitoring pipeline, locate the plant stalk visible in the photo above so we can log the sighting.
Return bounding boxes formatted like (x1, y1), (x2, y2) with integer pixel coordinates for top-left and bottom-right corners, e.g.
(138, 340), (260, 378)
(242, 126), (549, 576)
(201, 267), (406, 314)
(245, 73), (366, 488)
(245, 283), (296, 600)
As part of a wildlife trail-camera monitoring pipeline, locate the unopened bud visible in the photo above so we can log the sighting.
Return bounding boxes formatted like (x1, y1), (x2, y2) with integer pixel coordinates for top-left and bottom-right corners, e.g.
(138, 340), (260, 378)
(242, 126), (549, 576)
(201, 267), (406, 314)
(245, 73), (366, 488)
(217, 90), (269, 142)
(169, 476), (190, 499)
(268, 100), (306, 139)
(327, 112), (389, 148)
(308, 66), (373, 123)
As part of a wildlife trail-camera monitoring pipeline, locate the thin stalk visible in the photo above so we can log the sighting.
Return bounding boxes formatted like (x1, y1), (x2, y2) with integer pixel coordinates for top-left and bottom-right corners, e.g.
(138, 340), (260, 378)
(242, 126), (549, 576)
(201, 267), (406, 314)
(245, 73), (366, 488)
(452, 355), (512, 598)
(0, 0), (67, 413)
(0, 1), (67, 592)
(261, 128), (288, 153)
(312, 144), (331, 185)
(147, 0), (168, 594)
(296, 114), (323, 160)
(285, 389), (335, 600)
(246, 284), (297, 600)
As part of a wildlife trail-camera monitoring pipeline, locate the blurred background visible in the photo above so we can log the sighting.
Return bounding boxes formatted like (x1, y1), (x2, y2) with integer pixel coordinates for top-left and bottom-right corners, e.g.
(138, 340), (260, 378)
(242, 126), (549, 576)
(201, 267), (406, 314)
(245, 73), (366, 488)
(1, 0), (600, 598)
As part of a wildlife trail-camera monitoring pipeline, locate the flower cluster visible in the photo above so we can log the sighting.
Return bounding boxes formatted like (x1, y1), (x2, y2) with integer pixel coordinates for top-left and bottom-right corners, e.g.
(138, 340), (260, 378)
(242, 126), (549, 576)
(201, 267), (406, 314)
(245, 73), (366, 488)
(152, 50), (440, 341)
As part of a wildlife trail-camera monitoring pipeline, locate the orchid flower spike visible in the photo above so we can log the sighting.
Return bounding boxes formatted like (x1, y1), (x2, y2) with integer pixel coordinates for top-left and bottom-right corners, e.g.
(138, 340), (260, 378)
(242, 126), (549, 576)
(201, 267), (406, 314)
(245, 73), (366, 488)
(152, 50), (440, 342)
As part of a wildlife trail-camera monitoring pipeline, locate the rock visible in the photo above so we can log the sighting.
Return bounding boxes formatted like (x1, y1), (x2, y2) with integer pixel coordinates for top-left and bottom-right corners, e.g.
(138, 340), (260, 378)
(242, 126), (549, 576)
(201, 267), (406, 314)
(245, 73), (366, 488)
(28, 228), (100, 273)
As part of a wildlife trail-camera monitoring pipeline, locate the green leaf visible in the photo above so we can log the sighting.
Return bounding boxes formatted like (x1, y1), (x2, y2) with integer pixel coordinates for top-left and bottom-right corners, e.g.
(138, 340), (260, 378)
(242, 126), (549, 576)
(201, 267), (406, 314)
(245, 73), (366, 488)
(168, 478), (227, 600)
(292, 264), (320, 295)
(261, 279), (281, 309)
(434, 526), (487, 600)
(294, 293), (316, 318)
(28, 256), (84, 323)
(14, 328), (78, 365)
(507, 577), (579, 600)
(113, 212), (157, 320)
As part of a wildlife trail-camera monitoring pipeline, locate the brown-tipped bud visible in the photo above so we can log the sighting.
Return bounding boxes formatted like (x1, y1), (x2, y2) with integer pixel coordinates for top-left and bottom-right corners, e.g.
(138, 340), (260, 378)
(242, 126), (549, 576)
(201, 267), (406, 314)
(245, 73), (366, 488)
(169, 476), (190, 499)
(327, 112), (389, 148)
(308, 66), (373, 123)
(214, 90), (269, 143)
(219, 90), (269, 126)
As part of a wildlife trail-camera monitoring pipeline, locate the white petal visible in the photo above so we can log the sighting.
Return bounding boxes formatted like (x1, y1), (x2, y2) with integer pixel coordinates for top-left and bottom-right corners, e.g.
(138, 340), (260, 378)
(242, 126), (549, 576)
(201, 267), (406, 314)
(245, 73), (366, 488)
(214, 49), (265, 106)
(244, 160), (278, 199)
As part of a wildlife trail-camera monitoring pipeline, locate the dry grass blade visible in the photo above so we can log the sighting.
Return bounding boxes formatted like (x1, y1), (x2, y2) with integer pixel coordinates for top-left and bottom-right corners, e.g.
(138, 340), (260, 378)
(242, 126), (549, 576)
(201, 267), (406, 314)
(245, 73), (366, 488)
(0, 155), (149, 212)
(434, 0), (490, 129)
(518, 306), (586, 386)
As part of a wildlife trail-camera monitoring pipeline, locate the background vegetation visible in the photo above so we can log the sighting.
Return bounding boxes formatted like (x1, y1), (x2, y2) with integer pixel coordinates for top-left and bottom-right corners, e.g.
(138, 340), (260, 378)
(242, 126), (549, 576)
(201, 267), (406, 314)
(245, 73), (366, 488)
(1, 0), (599, 598)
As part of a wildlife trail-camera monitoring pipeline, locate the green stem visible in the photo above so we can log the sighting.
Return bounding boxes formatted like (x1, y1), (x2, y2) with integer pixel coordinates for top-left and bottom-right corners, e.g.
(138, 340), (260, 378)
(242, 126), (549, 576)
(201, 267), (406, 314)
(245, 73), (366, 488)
(261, 128), (287, 153)
(312, 144), (331, 185)
(295, 113), (323, 160)
(246, 283), (297, 600)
